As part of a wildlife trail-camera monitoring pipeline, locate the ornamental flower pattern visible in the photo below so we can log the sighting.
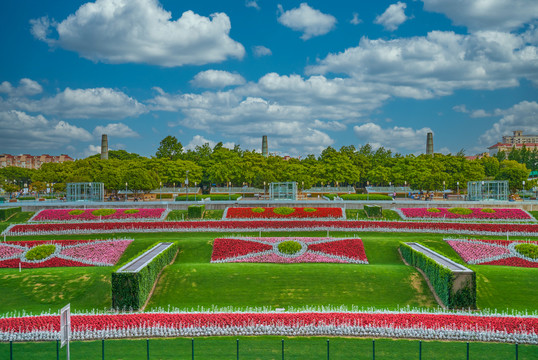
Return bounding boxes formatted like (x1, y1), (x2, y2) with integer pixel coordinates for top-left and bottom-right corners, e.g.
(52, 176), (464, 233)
(0, 239), (133, 268)
(0, 310), (536, 344)
(397, 208), (534, 222)
(29, 208), (169, 222)
(445, 238), (538, 268)
(224, 207), (345, 220)
(211, 237), (368, 264)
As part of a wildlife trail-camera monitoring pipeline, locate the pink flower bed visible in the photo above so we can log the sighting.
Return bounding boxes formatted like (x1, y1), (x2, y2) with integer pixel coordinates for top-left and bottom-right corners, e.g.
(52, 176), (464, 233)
(211, 237), (368, 264)
(445, 238), (538, 268)
(0, 310), (536, 343)
(224, 207), (344, 219)
(30, 208), (167, 222)
(0, 239), (132, 268)
(5, 220), (538, 237)
(398, 208), (533, 221)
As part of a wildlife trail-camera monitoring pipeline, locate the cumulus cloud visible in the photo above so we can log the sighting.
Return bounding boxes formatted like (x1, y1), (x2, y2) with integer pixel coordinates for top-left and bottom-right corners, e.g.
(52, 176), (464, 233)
(253, 45), (272, 57)
(30, 0), (245, 67)
(93, 123), (139, 138)
(307, 30), (538, 98)
(191, 70), (246, 88)
(81, 144), (102, 158)
(0, 79), (43, 97)
(479, 101), (538, 145)
(350, 13), (362, 25)
(2, 86), (146, 119)
(422, 0), (538, 31)
(0, 110), (92, 150)
(185, 135), (235, 151)
(375, 2), (408, 31)
(277, 3), (337, 40)
(245, 1), (260, 10)
(354, 123), (432, 152)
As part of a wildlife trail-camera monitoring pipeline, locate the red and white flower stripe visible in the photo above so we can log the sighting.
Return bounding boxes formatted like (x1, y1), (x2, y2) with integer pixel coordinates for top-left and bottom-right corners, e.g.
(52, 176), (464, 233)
(4, 220), (538, 237)
(0, 310), (536, 344)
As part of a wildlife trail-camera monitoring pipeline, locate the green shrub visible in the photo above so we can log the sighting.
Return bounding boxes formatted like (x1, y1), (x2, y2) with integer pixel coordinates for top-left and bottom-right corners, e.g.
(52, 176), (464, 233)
(480, 208), (495, 213)
(303, 207), (317, 212)
(124, 209), (140, 214)
(0, 207), (21, 221)
(252, 207), (265, 213)
(515, 243), (538, 259)
(68, 209), (85, 215)
(26, 244), (56, 260)
(209, 194), (241, 201)
(175, 194), (241, 201)
(399, 243), (476, 309)
(448, 207), (473, 215)
(327, 194), (392, 201)
(427, 208), (441, 213)
(18, 197), (35, 201)
(203, 209), (224, 219)
(92, 209), (117, 216)
(187, 205), (205, 219)
(273, 207), (295, 215)
(278, 241), (302, 255)
(112, 242), (179, 310)
(158, 194), (173, 199)
(364, 205), (382, 218)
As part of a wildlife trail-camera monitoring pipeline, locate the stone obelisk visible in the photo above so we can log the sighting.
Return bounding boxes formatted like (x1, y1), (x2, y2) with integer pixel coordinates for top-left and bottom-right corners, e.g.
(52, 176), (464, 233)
(101, 134), (109, 160)
(426, 132), (434, 156)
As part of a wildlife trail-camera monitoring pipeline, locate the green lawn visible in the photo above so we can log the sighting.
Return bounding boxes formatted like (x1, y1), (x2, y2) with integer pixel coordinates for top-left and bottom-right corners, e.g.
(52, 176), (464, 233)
(1, 337), (536, 360)
(345, 209), (402, 221)
(0, 211), (34, 232)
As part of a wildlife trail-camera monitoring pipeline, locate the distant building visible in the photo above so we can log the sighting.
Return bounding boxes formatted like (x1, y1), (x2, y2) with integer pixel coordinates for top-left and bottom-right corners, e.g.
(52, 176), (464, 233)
(0, 154), (74, 169)
(502, 130), (538, 145)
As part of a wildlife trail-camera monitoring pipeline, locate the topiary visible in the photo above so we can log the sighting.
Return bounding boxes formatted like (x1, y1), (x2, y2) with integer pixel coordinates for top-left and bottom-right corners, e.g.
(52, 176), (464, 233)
(480, 208), (495, 213)
(251, 207), (265, 213)
(92, 209), (117, 216)
(303, 207), (317, 212)
(515, 243), (538, 259)
(273, 207), (296, 215)
(277, 240), (302, 255)
(448, 207), (473, 215)
(124, 209), (140, 214)
(26, 244), (56, 260)
(68, 209), (85, 215)
(427, 208), (441, 213)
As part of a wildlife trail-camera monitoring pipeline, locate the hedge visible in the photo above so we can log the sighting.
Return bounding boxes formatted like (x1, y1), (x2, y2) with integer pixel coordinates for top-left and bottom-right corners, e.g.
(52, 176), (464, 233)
(112, 241), (179, 310)
(364, 205), (382, 218)
(187, 205), (205, 219)
(399, 243), (476, 309)
(325, 194), (392, 201)
(18, 197), (36, 201)
(175, 194), (241, 201)
(0, 207), (21, 221)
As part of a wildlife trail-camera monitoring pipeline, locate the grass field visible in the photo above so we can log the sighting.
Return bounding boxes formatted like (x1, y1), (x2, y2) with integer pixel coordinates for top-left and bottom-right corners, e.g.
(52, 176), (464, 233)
(1, 336), (536, 360)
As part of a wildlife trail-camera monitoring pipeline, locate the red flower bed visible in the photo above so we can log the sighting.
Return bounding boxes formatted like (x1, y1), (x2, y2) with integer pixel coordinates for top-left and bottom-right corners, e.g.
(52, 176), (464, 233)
(398, 207), (533, 221)
(0, 311), (536, 343)
(31, 208), (167, 222)
(225, 207), (344, 219)
(5, 220), (538, 236)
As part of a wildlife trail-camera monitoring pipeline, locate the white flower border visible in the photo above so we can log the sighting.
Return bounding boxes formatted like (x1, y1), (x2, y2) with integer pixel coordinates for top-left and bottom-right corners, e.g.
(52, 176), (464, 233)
(395, 208), (537, 223)
(444, 238), (538, 265)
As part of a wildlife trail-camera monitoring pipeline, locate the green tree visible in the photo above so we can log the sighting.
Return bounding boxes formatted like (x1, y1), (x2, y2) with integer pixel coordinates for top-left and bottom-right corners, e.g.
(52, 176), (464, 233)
(495, 160), (530, 191)
(155, 135), (183, 160)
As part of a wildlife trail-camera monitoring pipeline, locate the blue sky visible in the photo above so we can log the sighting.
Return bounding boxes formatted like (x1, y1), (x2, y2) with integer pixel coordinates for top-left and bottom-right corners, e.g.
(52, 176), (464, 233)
(1, 0), (537, 158)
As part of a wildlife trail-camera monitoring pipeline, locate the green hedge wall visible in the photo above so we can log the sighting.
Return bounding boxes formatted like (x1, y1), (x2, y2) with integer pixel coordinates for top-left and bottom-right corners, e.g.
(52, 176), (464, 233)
(399, 243), (476, 309)
(112, 242), (179, 310)
(364, 205), (382, 218)
(175, 194), (241, 201)
(187, 205), (205, 219)
(0, 207), (21, 221)
(325, 194), (392, 201)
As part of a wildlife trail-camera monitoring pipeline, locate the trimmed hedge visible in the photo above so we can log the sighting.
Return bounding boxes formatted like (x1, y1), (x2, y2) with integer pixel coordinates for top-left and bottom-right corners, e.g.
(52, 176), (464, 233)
(112, 242), (179, 310)
(175, 194), (241, 201)
(18, 197), (36, 201)
(0, 207), (21, 221)
(364, 205), (382, 218)
(187, 205), (205, 219)
(325, 194), (392, 201)
(399, 243), (476, 309)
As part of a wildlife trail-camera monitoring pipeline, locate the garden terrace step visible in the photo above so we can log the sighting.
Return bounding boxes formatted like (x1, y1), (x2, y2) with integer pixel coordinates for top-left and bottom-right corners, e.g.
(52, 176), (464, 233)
(117, 242), (174, 273)
(404, 242), (473, 274)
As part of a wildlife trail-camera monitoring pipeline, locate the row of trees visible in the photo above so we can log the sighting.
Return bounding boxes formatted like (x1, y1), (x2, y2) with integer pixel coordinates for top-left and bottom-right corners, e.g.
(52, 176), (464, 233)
(0, 136), (534, 196)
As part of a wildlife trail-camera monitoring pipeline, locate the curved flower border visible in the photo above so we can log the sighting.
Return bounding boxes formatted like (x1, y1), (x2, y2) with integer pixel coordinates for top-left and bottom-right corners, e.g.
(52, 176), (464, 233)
(0, 309), (536, 344)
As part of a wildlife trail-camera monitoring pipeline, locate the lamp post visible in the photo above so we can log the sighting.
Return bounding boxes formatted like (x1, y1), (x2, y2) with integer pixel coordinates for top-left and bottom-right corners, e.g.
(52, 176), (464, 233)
(228, 181), (231, 201)
(366, 181), (369, 201)
(443, 180), (446, 200)
(160, 181), (162, 201)
(185, 170), (189, 201)
(125, 182), (128, 202)
(457, 181), (460, 196)
(263, 181), (266, 200)
(404, 180), (407, 199)
(195, 182), (197, 202)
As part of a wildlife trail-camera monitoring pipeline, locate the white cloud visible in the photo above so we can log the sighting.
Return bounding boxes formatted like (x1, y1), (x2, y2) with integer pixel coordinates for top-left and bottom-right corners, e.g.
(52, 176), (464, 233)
(185, 135), (235, 151)
(31, 0), (245, 67)
(81, 144), (102, 158)
(307, 30), (538, 98)
(470, 109), (492, 118)
(191, 70), (246, 88)
(312, 119), (346, 131)
(0, 110), (92, 150)
(422, 0), (538, 31)
(353, 123), (432, 152)
(93, 123), (140, 138)
(0, 79), (43, 97)
(350, 13), (362, 25)
(453, 104), (469, 113)
(277, 3), (337, 40)
(479, 101), (538, 145)
(253, 45), (272, 57)
(245, 1), (260, 10)
(3, 86), (146, 119)
(375, 2), (408, 31)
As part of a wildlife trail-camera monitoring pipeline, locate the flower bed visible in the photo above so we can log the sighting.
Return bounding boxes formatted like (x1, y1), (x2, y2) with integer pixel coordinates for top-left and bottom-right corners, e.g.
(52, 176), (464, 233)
(211, 237), (368, 264)
(445, 238), (538, 268)
(0, 310), (536, 343)
(397, 208), (534, 222)
(4, 220), (538, 237)
(29, 208), (169, 222)
(0, 239), (132, 268)
(224, 207), (345, 220)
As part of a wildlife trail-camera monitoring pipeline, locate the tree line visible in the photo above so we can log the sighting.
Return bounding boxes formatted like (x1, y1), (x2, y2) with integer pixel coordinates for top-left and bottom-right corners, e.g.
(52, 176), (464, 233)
(0, 135), (535, 196)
